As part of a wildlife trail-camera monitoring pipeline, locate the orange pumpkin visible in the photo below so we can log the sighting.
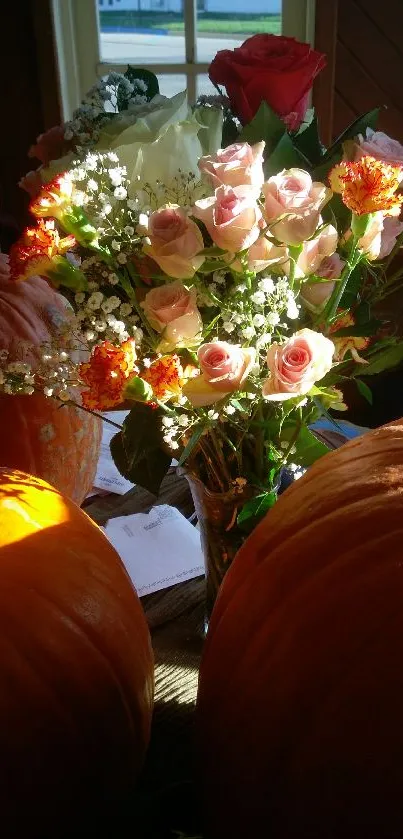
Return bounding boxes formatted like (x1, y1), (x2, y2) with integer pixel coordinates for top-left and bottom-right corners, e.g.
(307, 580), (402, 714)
(0, 274), (101, 503)
(197, 420), (403, 838)
(0, 468), (154, 837)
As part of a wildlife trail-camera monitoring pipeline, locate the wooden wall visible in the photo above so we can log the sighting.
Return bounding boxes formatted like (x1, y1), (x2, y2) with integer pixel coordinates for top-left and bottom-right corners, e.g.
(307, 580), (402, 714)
(0, 0), (61, 240)
(313, 0), (403, 146)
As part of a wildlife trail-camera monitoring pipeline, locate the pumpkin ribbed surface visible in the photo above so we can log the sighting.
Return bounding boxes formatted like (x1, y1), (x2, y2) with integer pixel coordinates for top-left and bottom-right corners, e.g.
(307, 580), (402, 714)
(0, 468), (154, 837)
(0, 275), (101, 503)
(197, 420), (403, 839)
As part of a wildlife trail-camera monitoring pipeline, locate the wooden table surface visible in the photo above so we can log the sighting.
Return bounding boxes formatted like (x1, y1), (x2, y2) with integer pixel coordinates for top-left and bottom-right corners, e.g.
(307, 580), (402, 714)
(83, 428), (346, 836)
(84, 468), (206, 837)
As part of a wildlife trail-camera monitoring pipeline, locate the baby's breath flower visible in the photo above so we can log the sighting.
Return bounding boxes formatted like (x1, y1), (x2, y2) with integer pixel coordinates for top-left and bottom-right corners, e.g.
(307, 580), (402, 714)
(267, 312), (280, 327)
(108, 273), (119, 285)
(251, 291), (265, 306)
(101, 296), (121, 314)
(223, 321), (235, 334)
(87, 291), (103, 310)
(162, 416), (174, 428)
(253, 314), (266, 328)
(114, 186), (127, 200)
(124, 225), (135, 236)
(111, 240), (121, 252)
(224, 404), (236, 416)
(133, 327), (144, 343)
(241, 326), (255, 340)
(87, 179), (98, 191)
(258, 276), (275, 294)
(75, 292), (85, 305)
(119, 303), (133, 317)
(117, 253), (127, 264)
(178, 414), (189, 427)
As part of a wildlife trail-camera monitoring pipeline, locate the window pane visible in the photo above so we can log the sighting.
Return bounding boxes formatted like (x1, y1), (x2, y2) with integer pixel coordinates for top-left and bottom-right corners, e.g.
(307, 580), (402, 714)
(196, 2), (282, 65)
(98, 1), (185, 64)
(157, 74), (187, 98)
(197, 74), (218, 99)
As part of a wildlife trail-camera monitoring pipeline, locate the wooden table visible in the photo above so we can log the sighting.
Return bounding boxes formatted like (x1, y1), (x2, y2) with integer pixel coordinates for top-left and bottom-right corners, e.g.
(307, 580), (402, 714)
(83, 428), (347, 836)
(84, 468), (206, 838)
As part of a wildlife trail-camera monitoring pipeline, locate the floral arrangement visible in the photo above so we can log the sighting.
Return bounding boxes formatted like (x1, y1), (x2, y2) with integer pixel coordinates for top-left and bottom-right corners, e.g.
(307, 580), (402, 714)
(3, 34), (403, 535)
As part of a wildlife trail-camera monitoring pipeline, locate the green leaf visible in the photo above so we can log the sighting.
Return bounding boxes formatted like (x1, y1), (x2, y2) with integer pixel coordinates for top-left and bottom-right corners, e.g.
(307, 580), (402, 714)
(292, 110), (324, 166)
(264, 132), (309, 178)
(47, 257), (88, 291)
(351, 212), (373, 239)
(239, 101), (286, 153)
(356, 379), (373, 405)
(198, 259), (229, 273)
(331, 319), (381, 338)
(339, 263), (363, 309)
(110, 432), (171, 496)
(282, 421), (331, 467)
(124, 376), (153, 403)
(322, 107), (380, 163)
(237, 491), (277, 534)
(124, 67), (159, 101)
(110, 403), (171, 495)
(354, 342), (403, 376)
(177, 425), (205, 467)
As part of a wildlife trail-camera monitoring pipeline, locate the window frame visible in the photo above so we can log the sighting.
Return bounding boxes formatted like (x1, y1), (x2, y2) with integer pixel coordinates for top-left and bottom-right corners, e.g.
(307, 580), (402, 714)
(51, 0), (316, 119)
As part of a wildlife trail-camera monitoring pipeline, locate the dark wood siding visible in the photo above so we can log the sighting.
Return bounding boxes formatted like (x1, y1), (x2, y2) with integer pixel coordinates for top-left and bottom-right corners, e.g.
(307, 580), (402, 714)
(314, 0), (403, 145)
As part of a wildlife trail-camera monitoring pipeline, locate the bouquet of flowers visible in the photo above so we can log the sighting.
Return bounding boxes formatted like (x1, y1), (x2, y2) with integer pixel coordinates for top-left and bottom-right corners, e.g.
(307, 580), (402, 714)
(4, 35), (403, 593)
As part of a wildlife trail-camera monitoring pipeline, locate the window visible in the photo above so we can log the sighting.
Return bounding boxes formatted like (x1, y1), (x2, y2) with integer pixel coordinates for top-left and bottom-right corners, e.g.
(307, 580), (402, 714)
(51, 0), (315, 119)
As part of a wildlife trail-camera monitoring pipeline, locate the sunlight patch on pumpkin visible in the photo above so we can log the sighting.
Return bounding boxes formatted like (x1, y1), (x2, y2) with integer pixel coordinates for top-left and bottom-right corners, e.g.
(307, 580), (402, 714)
(0, 490), (70, 546)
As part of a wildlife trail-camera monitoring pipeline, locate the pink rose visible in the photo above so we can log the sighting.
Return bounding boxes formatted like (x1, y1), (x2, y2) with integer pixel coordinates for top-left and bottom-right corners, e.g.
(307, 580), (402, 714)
(263, 168), (331, 245)
(193, 185), (261, 253)
(356, 212), (385, 261)
(228, 235), (289, 274)
(141, 280), (202, 351)
(183, 341), (256, 407)
(263, 328), (334, 401)
(316, 252), (345, 280)
(301, 252), (345, 308)
(354, 129), (403, 166)
(143, 206), (204, 280)
(295, 223), (338, 277)
(198, 141), (265, 190)
(378, 216), (403, 260)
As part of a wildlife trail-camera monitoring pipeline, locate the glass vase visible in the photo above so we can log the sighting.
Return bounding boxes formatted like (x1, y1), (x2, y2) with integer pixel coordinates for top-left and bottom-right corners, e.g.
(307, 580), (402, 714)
(180, 470), (256, 618)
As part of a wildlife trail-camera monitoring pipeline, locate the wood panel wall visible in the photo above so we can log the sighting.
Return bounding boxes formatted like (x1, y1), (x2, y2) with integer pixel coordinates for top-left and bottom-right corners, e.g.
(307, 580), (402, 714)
(314, 0), (403, 145)
(0, 0), (61, 240)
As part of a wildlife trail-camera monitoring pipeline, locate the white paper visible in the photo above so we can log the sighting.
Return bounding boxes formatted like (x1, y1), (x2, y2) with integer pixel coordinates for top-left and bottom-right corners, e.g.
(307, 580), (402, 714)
(93, 411), (134, 495)
(103, 504), (204, 596)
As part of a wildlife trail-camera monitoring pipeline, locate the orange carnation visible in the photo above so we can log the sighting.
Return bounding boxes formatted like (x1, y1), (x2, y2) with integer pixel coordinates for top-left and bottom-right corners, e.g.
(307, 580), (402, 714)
(329, 312), (370, 363)
(142, 355), (185, 402)
(9, 220), (76, 281)
(79, 339), (138, 411)
(29, 173), (74, 219)
(329, 155), (403, 216)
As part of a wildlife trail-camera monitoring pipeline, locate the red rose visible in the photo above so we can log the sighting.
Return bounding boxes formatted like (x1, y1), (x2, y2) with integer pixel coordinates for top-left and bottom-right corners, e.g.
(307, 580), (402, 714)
(209, 34), (326, 130)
